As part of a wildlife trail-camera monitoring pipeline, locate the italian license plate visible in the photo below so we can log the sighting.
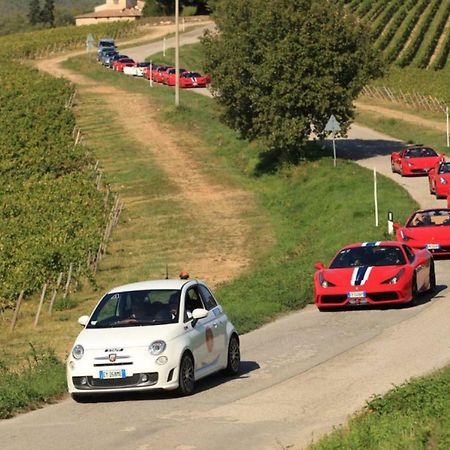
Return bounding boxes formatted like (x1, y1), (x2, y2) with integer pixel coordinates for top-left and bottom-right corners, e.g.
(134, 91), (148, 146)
(99, 369), (126, 379)
(426, 243), (440, 250)
(347, 291), (366, 298)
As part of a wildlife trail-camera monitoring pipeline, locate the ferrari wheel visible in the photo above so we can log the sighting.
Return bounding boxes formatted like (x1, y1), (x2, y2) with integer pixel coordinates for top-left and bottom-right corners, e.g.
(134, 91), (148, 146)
(429, 183), (434, 195)
(224, 335), (240, 376)
(429, 263), (436, 292)
(410, 274), (418, 305)
(391, 160), (396, 173)
(178, 353), (195, 396)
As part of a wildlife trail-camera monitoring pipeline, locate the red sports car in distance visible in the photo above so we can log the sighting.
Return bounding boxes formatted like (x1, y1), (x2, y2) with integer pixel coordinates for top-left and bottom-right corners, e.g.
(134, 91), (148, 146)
(313, 241), (434, 311)
(164, 68), (187, 86)
(151, 65), (170, 83)
(391, 145), (444, 176)
(179, 71), (209, 88)
(428, 161), (450, 198)
(113, 58), (135, 72)
(394, 208), (450, 257)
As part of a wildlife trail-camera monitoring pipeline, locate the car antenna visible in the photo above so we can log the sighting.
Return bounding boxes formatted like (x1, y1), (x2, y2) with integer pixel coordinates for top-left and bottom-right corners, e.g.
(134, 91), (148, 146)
(165, 264), (169, 280)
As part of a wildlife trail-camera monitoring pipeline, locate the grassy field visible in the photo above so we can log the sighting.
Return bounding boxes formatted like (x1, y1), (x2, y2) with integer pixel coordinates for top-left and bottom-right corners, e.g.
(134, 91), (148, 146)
(310, 364), (450, 449)
(0, 43), (418, 418)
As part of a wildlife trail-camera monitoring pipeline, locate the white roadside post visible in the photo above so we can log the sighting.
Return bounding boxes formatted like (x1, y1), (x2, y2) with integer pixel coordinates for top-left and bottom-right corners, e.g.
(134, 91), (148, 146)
(374, 167), (379, 227)
(388, 211), (394, 235)
(149, 60), (153, 87)
(446, 106), (449, 148)
(325, 115), (341, 167)
(86, 33), (94, 53)
(163, 37), (166, 57)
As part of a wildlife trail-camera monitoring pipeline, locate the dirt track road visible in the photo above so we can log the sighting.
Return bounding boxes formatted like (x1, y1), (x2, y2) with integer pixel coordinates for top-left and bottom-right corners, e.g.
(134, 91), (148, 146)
(2, 28), (450, 450)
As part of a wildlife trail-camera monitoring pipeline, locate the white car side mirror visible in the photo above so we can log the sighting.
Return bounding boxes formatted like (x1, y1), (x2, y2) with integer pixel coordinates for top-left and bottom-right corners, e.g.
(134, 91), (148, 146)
(191, 308), (208, 320)
(78, 315), (89, 327)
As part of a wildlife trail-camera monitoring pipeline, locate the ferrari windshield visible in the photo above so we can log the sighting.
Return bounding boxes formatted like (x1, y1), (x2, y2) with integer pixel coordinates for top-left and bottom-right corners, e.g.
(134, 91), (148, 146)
(87, 289), (181, 328)
(404, 147), (437, 158)
(438, 163), (450, 174)
(330, 246), (406, 268)
(406, 210), (450, 227)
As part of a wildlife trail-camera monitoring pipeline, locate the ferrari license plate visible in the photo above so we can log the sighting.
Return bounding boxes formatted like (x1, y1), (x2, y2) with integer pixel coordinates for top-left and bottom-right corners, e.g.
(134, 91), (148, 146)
(347, 291), (366, 298)
(426, 243), (440, 250)
(99, 369), (126, 379)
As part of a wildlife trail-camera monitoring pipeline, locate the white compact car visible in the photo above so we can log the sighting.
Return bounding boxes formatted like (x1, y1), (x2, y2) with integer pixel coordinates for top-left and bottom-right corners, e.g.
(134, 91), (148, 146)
(123, 62), (151, 77)
(67, 277), (240, 400)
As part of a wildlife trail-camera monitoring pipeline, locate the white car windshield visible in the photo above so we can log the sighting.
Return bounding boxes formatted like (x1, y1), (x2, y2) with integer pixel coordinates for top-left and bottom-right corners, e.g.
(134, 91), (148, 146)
(87, 289), (181, 328)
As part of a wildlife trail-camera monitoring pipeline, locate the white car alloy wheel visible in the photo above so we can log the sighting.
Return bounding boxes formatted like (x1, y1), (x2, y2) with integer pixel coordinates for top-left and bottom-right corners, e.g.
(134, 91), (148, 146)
(178, 353), (195, 396)
(225, 335), (240, 375)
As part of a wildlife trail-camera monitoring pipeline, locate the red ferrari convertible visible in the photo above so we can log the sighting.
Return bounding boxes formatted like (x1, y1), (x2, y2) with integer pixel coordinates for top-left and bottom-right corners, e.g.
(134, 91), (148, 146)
(428, 161), (450, 198)
(394, 208), (450, 257)
(313, 241), (434, 310)
(391, 145), (444, 176)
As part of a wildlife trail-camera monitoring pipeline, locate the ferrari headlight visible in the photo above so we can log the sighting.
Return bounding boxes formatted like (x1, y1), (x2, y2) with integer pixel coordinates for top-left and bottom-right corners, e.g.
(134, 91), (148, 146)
(400, 230), (409, 241)
(319, 272), (335, 288)
(439, 177), (447, 185)
(148, 340), (166, 356)
(382, 268), (405, 285)
(72, 344), (84, 360)
(407, 162), (414, 167)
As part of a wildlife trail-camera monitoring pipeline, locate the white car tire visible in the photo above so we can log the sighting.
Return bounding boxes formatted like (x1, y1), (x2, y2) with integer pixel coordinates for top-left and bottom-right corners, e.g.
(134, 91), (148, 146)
(177, 353), (195, 396)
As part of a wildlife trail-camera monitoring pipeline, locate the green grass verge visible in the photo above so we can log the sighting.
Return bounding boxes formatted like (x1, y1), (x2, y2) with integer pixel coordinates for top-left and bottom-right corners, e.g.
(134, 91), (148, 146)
(63, 51), (418, 333)
(309, 364), (450, 449)
(0, 346), (66, 419)
(355, 109), (448, 154)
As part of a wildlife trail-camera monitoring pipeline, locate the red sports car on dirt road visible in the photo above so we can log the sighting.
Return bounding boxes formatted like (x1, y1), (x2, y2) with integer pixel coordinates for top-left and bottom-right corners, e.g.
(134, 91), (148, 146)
(313, 241), (435, 310)
(428, 161), (450, 198)
(394, 208), (450, 257)
(391, 145), (444, 176)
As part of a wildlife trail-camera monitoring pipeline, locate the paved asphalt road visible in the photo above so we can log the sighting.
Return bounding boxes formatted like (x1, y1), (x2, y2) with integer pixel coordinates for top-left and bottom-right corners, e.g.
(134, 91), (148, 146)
(2, 28), (450, 450)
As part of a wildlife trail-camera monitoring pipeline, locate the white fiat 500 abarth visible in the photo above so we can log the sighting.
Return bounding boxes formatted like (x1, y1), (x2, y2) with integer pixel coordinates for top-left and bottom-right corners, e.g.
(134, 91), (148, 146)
(67, 278), (240, 400)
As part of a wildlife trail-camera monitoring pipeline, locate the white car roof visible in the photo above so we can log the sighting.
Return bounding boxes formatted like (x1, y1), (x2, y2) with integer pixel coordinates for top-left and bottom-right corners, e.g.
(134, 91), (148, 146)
(108, 279), (198, 293)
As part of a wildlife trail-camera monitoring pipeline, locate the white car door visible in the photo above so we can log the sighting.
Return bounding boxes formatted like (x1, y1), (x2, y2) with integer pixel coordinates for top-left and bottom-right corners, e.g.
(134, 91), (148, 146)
(183, 286), (220, 375)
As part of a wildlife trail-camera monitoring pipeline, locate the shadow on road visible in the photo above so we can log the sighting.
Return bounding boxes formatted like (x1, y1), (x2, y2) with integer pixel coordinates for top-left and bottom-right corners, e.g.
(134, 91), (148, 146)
(327, 138), (404, 161)
(319, 284), (446, 313)
(75, 360), (260, 404)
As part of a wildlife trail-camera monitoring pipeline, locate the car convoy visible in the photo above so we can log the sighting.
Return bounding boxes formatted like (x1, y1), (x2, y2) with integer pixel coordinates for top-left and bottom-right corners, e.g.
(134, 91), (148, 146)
(66, 41), (450, 400)
(97, 38), (211, 88)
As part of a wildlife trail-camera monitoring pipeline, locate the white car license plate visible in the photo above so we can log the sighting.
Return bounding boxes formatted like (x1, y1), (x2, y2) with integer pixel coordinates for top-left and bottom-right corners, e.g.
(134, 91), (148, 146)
(347, 291), (366, 298)
(426, 243), (440, 250)
(99, 369), (126, 379)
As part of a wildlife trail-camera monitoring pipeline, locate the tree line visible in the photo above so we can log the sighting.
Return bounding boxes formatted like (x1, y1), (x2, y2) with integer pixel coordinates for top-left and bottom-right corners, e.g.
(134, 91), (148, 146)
(28, 0), (55, 27)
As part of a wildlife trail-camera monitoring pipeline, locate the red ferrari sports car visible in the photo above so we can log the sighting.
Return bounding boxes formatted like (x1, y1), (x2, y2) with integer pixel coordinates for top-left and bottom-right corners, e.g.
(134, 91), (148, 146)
(391, 145), (444, 176)
(179, 71), (209, 88)
(113, 58), (135, 72)
(164, 68), (187, 86)
(151, 65), (170, 83)
(313, 241), (434, 310)
(428, 161), (450, 198)
(394, 208), (450, 257)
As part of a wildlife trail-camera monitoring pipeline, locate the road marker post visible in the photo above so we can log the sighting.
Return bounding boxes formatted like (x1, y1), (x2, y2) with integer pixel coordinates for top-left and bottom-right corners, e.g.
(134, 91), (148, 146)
(374, 167), (379, 227)
(388, 211), (394, 235)
(163, 37), (166, 57)
(149, 60), (153, 88)
(446, 106), (449, 148)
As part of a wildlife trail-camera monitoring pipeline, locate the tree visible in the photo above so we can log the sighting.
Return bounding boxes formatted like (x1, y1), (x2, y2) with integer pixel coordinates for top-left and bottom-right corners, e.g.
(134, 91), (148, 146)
(40, 0), (55, 27)
(202, 0), (384, 164)
(142, 0), (175, 16)
(28, 0), (41, 25)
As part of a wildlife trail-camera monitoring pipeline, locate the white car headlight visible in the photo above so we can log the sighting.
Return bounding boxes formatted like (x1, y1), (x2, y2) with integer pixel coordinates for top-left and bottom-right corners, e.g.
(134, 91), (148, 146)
(148, 340), (166, 356)
(72, 344), (84, 360)
(439, 177), (447, 185)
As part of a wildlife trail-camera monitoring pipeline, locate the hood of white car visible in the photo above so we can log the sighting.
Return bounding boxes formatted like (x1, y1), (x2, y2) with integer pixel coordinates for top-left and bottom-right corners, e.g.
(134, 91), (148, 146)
(75, 324), (183, 350)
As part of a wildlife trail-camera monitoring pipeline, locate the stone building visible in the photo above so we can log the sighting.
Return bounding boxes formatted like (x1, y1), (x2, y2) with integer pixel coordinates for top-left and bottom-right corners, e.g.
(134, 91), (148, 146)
(75, 0), (145, 26)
